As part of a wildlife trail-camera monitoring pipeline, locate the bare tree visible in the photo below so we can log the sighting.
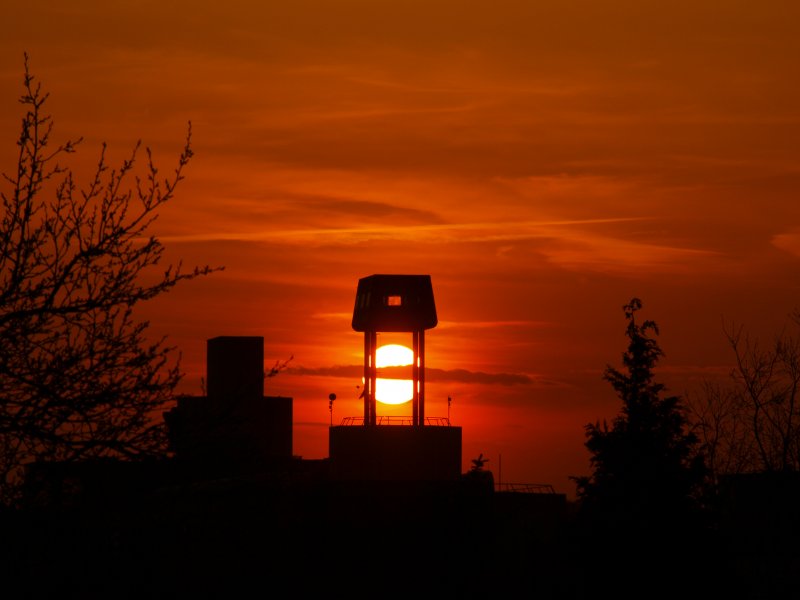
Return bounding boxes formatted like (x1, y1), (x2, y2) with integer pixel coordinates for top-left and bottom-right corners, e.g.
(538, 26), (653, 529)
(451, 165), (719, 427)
(687, 315), (800, 485)
(0, 55), (220, 504)
(687, 380), (755, 484)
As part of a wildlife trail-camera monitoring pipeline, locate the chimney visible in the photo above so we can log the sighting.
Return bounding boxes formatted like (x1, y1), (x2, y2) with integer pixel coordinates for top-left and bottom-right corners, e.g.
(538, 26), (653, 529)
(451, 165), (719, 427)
(206, 336), (264, 402)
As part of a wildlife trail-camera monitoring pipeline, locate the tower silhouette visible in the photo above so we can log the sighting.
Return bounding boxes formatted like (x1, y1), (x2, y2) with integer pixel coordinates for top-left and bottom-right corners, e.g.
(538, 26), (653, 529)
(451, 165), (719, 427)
(329, 274), (461, 482)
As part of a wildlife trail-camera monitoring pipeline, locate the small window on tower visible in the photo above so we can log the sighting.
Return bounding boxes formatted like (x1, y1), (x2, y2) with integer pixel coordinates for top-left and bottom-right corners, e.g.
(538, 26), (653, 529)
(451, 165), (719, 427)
(387, 295), (402, 306)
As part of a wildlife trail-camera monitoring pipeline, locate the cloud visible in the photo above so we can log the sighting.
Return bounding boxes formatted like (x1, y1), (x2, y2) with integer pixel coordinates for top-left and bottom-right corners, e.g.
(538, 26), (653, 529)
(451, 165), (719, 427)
(772, 230), (800, 258)
(286, 364), (534, 386)
(290, 196), (446, 225)
(539, 233), (719, 275)
(157, 216), (645, 244)
(288, 365), (363, 378)
(157, 215), (720, 278)
(426, 367), (533, 386)
(436, 319), (553, 331)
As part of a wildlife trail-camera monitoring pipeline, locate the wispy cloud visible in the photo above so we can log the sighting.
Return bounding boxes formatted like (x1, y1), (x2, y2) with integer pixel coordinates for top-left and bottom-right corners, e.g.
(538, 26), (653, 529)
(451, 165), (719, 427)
(287, 364), (534, 386)
(436, 319), (552, 330)
(158, 216), (647, 244)
(540, 234), (720, 274)
(157, 215), (719, 277)
(772, 230), (800, 258)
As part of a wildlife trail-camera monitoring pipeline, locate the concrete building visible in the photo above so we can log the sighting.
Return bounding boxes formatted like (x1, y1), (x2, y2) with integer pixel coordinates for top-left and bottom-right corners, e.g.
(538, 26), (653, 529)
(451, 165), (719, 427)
(163, 336), (293, 472)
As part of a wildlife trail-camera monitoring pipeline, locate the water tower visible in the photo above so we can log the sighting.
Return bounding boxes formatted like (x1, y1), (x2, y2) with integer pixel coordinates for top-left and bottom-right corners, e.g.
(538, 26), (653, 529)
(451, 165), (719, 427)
(328, 274), (462, 482)
(353, 273), (437, 426)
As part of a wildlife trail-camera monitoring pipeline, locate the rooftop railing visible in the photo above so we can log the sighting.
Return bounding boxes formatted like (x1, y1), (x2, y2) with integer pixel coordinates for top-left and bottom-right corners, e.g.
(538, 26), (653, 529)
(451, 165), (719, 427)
(495, 482), (556, 494)
(338, 416), (451, 426)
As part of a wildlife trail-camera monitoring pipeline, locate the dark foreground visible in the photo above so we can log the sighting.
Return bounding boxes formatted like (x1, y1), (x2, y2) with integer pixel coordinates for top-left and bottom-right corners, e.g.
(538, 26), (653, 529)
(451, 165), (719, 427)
(2, 462), (798, 599)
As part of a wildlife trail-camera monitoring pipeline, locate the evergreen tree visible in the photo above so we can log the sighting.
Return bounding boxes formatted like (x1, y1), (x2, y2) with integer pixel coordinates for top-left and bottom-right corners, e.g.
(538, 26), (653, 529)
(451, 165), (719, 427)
(572, 298), (706, 537)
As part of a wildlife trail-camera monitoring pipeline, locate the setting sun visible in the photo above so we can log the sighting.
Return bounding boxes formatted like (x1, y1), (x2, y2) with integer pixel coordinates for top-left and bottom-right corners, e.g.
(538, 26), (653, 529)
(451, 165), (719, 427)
(375, 343), (414, 405)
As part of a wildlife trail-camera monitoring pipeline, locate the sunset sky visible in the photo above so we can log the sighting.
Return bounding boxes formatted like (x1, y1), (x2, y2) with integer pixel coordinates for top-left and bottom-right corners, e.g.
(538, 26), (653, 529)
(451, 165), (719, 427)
(3, 1), (800, 496)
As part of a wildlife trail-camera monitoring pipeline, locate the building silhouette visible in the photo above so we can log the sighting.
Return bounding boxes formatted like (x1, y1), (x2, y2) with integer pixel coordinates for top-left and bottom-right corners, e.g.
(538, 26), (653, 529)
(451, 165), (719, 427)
(8, 276), (799, 599)
(13, 274), (574, 598)
(329, 274), (462, 483)
(164, 335), (293, 475)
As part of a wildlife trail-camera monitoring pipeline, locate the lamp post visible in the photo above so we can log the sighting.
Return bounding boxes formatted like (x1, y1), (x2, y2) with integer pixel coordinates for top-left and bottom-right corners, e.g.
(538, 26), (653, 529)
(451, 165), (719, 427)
(328, 393), (336, 426)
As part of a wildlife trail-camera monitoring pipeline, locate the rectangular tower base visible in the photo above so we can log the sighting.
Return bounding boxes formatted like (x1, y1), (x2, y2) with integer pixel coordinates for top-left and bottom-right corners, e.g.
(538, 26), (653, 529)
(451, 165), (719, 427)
(329, 425), (462, 482)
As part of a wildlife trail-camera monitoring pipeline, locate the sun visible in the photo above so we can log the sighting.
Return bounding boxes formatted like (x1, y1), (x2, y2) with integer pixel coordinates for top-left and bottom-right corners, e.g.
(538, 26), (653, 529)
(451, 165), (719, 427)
(375, 343), (414, 405)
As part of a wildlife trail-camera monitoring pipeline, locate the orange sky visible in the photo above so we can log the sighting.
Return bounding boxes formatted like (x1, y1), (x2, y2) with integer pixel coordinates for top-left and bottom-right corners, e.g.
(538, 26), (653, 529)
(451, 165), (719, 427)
(3, 1), (800, 497)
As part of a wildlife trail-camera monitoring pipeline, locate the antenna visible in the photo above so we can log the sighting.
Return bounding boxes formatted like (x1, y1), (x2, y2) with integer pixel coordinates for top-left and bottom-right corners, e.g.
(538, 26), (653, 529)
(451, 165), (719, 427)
(499, 453), (502, 490)
(328, 393), (336, 426)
